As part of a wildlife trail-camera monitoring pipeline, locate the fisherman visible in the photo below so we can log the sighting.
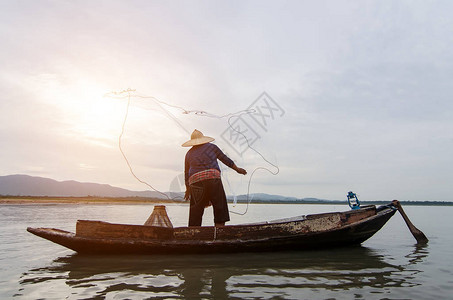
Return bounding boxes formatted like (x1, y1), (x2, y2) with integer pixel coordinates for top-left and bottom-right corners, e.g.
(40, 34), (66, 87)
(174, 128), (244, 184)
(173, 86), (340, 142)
(182, 129), (247, 227)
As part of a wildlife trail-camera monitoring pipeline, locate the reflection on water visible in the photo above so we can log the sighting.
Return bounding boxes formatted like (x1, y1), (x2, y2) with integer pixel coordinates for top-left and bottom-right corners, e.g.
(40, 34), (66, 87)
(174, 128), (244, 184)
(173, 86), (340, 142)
(18, 246), (428, 299)
(3, 204), (441, 299)
(406, 244), (430, 266)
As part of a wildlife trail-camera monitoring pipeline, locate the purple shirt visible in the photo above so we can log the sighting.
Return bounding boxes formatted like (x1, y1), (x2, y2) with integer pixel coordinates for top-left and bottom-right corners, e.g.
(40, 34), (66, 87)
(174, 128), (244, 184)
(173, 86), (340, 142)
(184, 143), (234, 186)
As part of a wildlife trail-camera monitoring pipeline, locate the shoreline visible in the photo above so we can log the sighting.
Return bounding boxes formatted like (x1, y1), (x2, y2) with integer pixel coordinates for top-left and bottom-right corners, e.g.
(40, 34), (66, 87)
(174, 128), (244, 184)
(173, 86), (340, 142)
(0, 197), (183, 205)
(1, 196), (452, 206)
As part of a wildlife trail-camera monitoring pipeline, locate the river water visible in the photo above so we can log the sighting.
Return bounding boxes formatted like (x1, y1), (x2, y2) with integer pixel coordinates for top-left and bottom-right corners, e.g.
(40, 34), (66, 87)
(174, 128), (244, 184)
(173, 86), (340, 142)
(0, 203), (451, 299)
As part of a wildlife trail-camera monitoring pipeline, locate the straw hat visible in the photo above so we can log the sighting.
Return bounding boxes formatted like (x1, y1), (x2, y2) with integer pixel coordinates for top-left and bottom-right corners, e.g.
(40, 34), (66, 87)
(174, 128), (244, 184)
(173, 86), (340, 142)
(181, 129), (215, 147)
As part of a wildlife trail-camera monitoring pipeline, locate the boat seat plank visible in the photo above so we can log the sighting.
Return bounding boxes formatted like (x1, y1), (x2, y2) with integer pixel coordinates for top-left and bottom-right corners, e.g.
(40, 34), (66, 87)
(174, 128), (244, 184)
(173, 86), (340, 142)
(76, 220), (174, 240)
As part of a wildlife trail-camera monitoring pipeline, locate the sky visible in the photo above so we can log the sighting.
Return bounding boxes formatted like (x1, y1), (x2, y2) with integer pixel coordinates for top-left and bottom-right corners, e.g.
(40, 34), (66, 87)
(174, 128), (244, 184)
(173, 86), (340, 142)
(1, 0), (452, 201)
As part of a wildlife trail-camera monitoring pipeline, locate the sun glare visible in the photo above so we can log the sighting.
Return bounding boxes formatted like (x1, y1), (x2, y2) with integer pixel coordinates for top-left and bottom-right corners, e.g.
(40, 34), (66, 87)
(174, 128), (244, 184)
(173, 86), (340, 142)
(40, 79), (127, 146)
(32, 73), (186, 154)
(70, 88), (124, 145)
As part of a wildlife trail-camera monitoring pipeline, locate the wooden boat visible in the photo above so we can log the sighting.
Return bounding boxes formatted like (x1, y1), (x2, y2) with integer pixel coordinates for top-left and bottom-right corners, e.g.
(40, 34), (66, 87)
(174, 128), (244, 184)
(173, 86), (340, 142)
(27, 202), (417, 255)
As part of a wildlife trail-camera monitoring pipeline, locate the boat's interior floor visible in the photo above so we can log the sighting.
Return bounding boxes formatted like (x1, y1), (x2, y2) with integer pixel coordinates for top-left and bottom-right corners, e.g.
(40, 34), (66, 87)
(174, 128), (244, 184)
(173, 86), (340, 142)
(241, 215), (307, 226)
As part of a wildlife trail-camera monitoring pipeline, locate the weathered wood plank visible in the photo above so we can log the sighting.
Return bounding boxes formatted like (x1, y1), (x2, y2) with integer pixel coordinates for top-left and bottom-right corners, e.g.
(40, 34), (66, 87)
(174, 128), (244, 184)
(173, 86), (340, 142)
(76, 220), (174, 240)
(77, 206), (378, 242)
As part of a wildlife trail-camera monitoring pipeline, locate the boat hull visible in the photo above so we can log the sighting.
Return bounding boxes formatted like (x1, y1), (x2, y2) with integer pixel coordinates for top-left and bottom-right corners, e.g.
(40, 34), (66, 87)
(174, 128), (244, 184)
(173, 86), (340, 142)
(27, 204), (397, 254)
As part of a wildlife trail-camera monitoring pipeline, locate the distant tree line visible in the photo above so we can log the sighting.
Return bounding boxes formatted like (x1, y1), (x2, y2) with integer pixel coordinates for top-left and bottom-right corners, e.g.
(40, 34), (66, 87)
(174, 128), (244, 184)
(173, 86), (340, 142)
(228, 199), (453, 206)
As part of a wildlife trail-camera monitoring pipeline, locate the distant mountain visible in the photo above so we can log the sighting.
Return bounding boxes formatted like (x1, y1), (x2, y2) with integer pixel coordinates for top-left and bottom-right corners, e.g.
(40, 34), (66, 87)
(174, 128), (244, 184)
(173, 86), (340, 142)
(228, 194), (330, 203)
(0, 174), (165, 198)
(228, 193), (299, 201)
(0, 174), (331, 203)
